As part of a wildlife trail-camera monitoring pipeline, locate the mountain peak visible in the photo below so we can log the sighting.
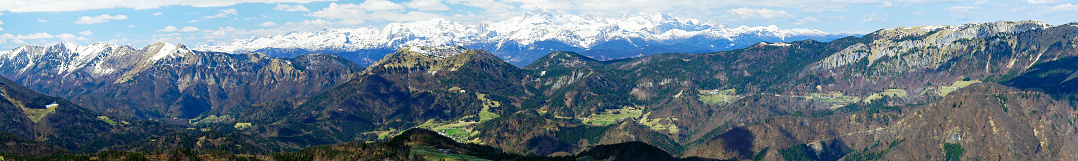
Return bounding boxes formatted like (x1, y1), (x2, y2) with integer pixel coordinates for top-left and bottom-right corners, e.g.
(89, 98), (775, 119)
(404, 46), (468, 58)
(524, 51), (601, 70)
(142, 42), (191, 61)
(52, 42), (77, 49)
(365, 46), (480, 74)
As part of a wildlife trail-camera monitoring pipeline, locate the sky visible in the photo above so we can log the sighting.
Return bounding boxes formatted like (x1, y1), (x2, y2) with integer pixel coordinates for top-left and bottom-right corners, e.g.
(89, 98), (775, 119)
(0, 0), (1076, 50)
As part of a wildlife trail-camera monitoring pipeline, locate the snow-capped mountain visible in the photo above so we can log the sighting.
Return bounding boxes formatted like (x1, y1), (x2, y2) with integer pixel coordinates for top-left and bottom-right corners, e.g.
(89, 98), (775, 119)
(0, 42), (187, 79)
(0, 42), (362, 123)
(195, 10), (848, 66)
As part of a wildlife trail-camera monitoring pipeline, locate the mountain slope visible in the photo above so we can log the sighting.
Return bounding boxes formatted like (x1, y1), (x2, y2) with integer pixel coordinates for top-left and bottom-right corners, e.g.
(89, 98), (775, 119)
(227, 46), (533, 146)
(195, 10), (846, 66)
(0, 42), (363, 123)
(0, 74), (190, 154)
(683, 83), (1078, 160)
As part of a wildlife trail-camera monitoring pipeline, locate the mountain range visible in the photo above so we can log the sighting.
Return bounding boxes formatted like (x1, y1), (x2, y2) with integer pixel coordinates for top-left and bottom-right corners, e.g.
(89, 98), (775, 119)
(194, 10), (847, 66)
(0, 42), (361, 123)
(2, 20), (1078, 160)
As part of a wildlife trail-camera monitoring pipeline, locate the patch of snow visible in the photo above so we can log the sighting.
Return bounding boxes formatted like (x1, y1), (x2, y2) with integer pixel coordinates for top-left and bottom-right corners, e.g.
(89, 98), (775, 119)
(150, 42), (180, 61)
(920, 25), (951, 32)
(767, 42), (792, 47)
(45, 102), (58, 109)
(408, 46), (427, 54)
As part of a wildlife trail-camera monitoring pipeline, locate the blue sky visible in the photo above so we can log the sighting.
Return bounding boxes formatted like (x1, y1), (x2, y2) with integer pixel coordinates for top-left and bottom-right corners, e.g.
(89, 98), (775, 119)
(1, 0), (1076, 49)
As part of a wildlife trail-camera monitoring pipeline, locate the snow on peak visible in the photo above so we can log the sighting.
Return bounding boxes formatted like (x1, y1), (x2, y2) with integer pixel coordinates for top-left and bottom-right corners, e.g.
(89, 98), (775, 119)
(145, 42), (191, 61)
(195, 10), (834, 54)
(763, 42), (792, 47)
(405, 46), (467, 58)
(0, 42), (193, 77)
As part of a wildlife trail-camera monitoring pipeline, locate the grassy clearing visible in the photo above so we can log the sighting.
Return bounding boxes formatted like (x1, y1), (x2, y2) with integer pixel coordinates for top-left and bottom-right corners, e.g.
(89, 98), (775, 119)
(97, 116), (118, 126)
(411, 145), (490, 161)
(2, 92), (57, 123)
(582, 106), (643, 126)
(637, 112), (680, 134)
(698, 89), (740, 105)
(806, 92), (861, 109)
(364, 130), (401, 140)
(864, 89), (908, 103)
(188, 115), (232, 125)
(234, 122), (253, 130)
(935, 80), (981, 97)
(476, 93), (500, 122)
(24, 107), (56, 123)
(447, 86), (463, 93)
(415, 118), (482, 142)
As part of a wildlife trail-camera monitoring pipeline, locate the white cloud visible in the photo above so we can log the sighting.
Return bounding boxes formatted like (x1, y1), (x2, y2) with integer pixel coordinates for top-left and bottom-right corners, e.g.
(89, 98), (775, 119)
(199, 26), (295, 43)
(0, 32), (57, 44)
(359, 0), (405, 11)
(189, 20), (200, 22)
(308, 3), (369, 24)
(274, 3), (310, 11)
(37, 19), (48, 22)
(158, 26), (201, 32)
(309, 3), (443, 25)
(128, 25), (135, 28)
(793, 16), (819, 25)
(447, 0), (514, 10)
(0, 0), (334, 12)
(158, 26), (179, 32)
(258, 21), (278, 26)
(56, 33), (76, 41)
(368, 11), (442, 21)
(0, 20), (4, 25)
(877, 2), (893, 7)
(204, 9), (238, 19)
(57, 33), (89, 42)
(18, 33), (55, 39)
(73, 14), (128, 24)
(1027, 0), (1058, 4)
(948, 6), (978, 12)
(1052, 3), (1078, 11)
(727, 8), (791, 20)
(181, 26), (201, 32)
(79, 31), (93, 36)
(0, 27), (4, 31)
(861, 13), (889, 23)
(404, 0), (450, 11)
(153, 12), (163, 15)
(913, 9), (927, 15)
(284, 19), (337, 27)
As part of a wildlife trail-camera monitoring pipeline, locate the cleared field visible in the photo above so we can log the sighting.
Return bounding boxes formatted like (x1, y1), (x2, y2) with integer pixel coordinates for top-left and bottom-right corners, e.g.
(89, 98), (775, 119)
(97, 116), (118, 126)
(582, 106), (642, 125)
(476, 93), (501, 122)
(411, 145), (491, 161)
(698, 89), (740, 105)
(864, 89), (908, 103)
(806, 92), (862, 109)
(935, 80), (981, 96)
(637, 112), (680, 134)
